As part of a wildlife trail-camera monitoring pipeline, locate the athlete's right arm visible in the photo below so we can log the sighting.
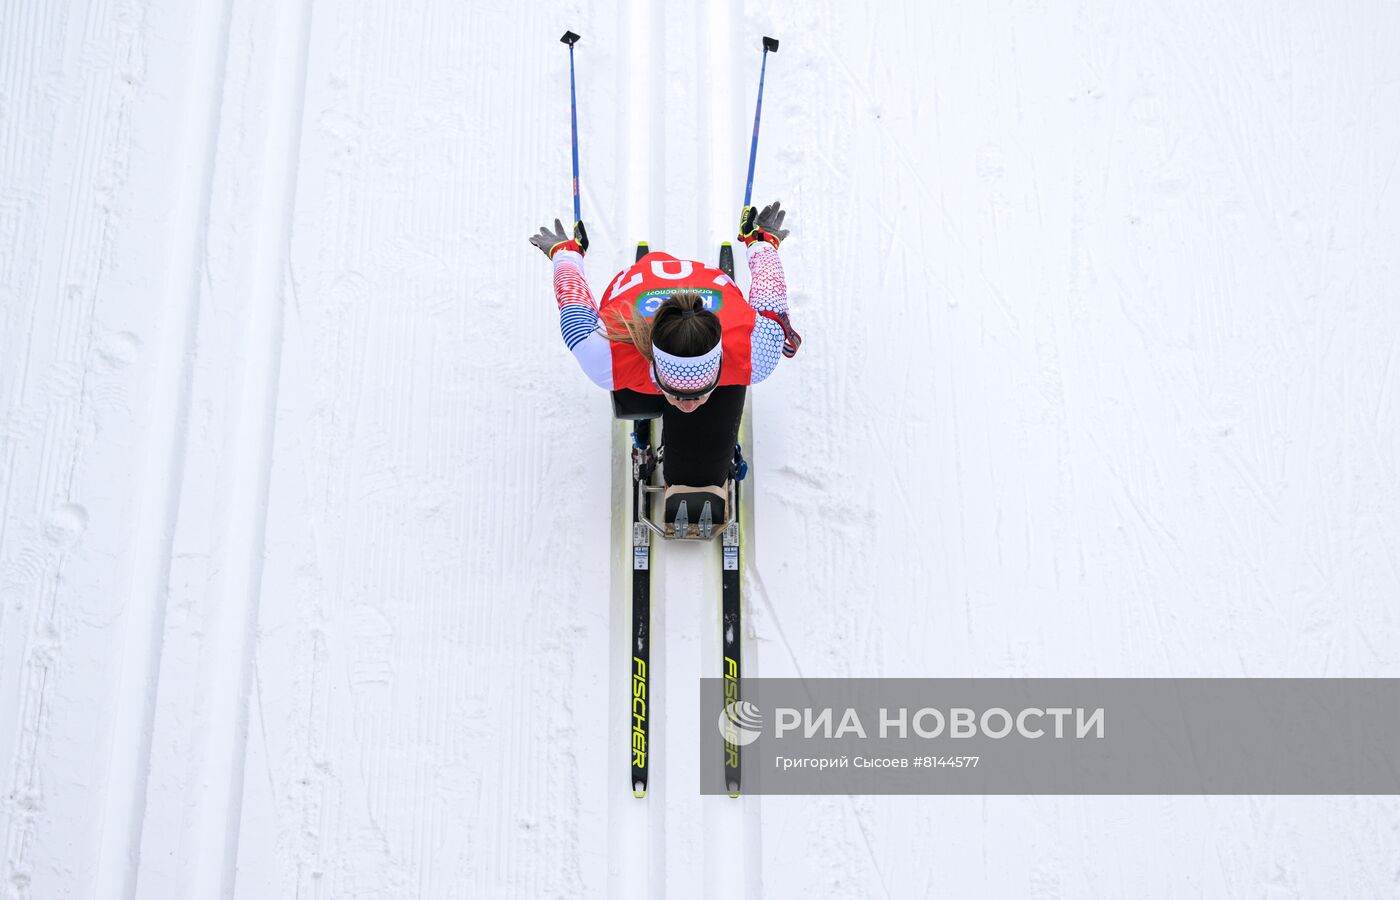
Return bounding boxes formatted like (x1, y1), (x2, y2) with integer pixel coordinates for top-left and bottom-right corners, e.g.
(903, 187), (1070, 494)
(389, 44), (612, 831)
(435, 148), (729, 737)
(552, 249), (615, 390)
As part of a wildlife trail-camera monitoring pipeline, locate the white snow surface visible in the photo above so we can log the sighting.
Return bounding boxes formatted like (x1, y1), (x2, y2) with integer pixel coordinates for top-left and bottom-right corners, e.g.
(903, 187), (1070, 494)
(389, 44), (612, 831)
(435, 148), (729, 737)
(3, 0), (1400, 897)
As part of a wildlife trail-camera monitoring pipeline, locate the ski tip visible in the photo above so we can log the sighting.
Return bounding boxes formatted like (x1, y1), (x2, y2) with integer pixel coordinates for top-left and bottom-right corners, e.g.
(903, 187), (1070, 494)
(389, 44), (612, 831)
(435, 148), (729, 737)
(762, 36), (779, 53)
(720, 240), (732, 248)
(633, 787), (647, 799)
(560, 30), (581, 46)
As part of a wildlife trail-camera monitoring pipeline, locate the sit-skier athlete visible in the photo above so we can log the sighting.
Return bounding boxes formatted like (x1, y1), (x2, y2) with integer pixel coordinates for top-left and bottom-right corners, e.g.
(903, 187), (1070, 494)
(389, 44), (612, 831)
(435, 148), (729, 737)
(530, 201), (801, 488)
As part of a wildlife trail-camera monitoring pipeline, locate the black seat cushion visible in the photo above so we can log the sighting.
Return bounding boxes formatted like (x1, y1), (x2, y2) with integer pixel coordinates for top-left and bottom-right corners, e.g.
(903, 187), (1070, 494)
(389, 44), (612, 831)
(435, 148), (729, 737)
(612, 389), (666, 421)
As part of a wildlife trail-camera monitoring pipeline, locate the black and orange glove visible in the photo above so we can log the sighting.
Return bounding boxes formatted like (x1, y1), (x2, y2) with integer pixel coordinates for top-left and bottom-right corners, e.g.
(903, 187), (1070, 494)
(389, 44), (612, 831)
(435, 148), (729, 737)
(738, 201), (789, 248)
(530, 218), (590, 259)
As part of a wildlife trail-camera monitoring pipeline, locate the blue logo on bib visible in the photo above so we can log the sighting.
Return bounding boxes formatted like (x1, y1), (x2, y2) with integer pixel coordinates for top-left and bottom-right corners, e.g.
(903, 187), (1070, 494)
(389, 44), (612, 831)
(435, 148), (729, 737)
(635, 288), (722, 318)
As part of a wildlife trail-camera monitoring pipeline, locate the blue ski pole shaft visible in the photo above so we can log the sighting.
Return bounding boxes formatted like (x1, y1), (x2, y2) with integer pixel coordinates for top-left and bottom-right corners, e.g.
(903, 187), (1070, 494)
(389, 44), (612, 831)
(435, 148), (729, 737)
(562, 31), (582, 224)
(742, 36), (780, 208)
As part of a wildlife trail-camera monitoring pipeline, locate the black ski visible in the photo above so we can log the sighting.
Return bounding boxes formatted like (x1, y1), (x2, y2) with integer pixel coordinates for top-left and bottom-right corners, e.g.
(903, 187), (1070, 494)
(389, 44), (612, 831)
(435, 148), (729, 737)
(630, 241), (652, 798)
(718, 241), (743, 797)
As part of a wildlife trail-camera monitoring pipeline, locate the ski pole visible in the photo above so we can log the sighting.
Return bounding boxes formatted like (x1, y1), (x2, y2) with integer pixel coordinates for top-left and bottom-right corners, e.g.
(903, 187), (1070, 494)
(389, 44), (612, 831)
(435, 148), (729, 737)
(742, 36), (779, 208)
(561, 30), (582, 224)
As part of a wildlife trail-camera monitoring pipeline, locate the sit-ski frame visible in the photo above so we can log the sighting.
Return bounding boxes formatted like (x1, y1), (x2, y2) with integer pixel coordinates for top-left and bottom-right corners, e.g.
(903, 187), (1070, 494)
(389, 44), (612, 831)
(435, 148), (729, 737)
(631, 447), (735, 541)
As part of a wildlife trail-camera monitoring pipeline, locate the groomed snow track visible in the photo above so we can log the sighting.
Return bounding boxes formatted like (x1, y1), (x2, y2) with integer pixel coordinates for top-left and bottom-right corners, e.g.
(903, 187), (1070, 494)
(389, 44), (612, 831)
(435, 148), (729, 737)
(3, 0), (1400, 897)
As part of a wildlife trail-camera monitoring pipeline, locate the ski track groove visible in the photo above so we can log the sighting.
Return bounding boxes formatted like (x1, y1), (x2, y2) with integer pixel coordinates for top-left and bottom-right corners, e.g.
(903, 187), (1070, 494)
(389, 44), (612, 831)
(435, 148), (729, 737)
(113, 0), (317, 893)
(91, 0), (237, 892)
(606, 2), (662, 899)
(697, 3), (761, 900)
(0, 7), (70, 880)
(0, 2), (167, 897)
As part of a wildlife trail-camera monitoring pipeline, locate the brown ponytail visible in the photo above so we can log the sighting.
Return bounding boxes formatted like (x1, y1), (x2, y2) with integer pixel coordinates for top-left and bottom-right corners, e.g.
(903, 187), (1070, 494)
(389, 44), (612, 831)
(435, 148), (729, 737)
(606, 290), (722, 361)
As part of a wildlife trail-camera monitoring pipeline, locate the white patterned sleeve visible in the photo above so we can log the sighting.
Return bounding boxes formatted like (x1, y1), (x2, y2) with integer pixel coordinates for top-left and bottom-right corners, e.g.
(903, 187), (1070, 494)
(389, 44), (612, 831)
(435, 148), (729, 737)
(745, 243), (788, 384)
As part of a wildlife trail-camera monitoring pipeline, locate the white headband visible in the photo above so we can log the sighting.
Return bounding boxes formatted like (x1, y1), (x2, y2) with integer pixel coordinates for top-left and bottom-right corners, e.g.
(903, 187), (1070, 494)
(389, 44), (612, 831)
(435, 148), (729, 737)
(652, 340), (723, 393)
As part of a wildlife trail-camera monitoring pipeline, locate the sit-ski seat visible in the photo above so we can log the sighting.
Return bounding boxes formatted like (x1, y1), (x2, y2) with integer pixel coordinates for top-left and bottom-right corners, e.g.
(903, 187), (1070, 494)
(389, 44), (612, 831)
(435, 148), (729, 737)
(620, 390), (737, 541)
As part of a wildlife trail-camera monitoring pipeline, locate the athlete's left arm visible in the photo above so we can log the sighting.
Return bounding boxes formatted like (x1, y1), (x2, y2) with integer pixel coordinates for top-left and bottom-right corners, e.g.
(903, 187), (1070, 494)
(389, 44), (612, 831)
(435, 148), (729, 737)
(744, 242), (790, 384)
